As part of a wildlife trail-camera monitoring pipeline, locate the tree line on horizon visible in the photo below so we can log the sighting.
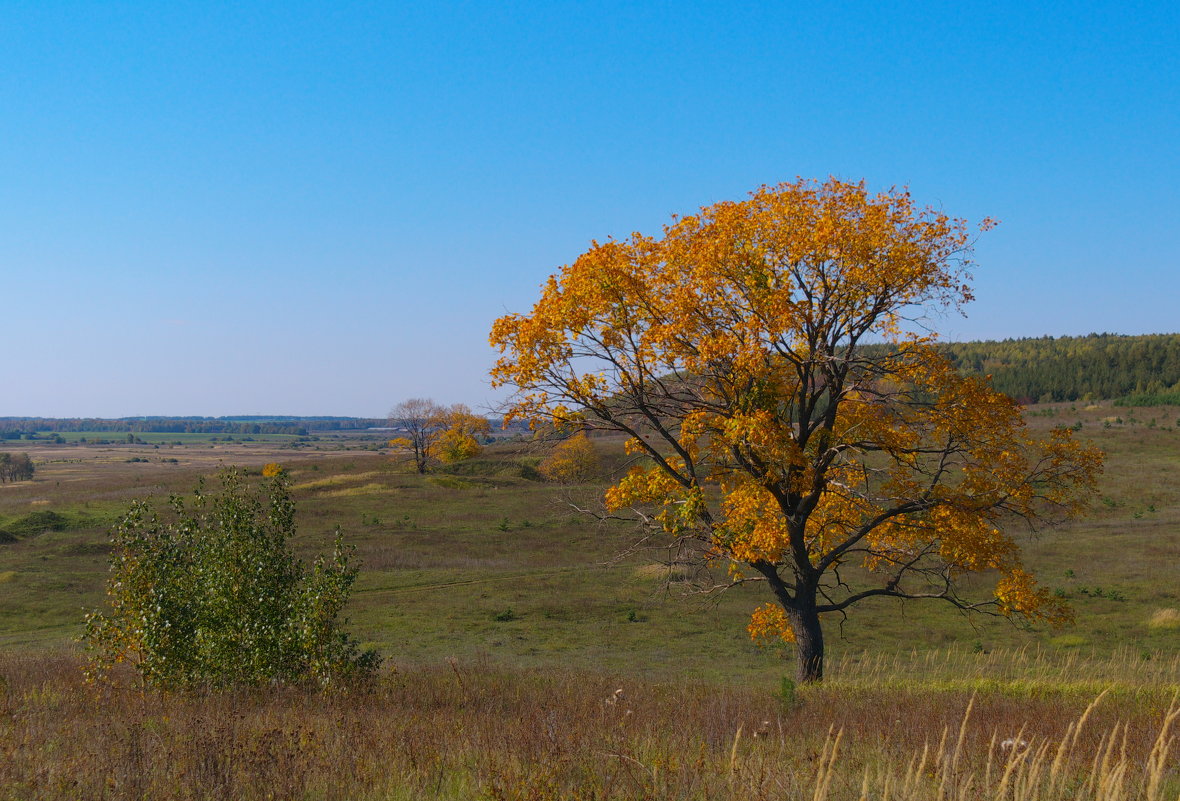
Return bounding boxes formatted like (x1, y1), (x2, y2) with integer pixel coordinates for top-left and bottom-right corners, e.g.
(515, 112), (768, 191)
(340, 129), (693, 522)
(7, 335), (1180, 437)
(0, 416), (387, 437)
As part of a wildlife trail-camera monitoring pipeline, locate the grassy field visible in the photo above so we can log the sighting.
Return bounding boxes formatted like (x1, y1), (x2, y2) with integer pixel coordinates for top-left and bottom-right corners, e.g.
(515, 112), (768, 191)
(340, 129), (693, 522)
(1, 402), (1178, 798)
(2, 649), (1178, 800)
(4, 402), (1177, 670)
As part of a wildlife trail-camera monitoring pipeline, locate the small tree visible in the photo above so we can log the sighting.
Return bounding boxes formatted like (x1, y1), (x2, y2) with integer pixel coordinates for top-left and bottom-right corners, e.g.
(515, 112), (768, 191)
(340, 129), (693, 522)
(83, 468), (378, 687)
(389, 398), (445, 473)
(429, 404), (492, 464)
(539, 432), (599, 483)
(389, 399), (491, 470)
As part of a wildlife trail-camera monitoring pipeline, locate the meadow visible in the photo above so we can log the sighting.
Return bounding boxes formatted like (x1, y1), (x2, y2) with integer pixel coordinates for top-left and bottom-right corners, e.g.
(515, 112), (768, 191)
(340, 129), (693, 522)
(0, 402), (1178, 798)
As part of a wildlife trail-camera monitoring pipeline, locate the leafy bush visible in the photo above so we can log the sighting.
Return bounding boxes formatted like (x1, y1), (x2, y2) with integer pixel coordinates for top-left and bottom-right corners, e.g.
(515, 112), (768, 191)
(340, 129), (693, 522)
(83, 468), (378, 688)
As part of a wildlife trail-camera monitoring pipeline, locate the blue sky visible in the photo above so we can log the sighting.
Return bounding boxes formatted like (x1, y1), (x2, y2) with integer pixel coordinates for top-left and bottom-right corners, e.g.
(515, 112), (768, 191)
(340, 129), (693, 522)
(2, 1), (1176, 417)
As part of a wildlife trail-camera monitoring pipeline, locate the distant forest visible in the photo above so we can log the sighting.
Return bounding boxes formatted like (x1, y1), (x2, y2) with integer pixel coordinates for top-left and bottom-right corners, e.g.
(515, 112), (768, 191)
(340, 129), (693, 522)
(0, 416), (385, 438)
(937, 333), (1180, 404)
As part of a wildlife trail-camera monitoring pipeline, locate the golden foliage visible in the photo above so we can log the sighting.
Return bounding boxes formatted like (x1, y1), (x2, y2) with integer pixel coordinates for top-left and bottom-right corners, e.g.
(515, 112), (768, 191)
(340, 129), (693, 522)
(428, 405), (491, 464)
(261, 462), (284, 478)
(430, 429), (482, 463)
(490, 178), (1101, 678)
(748, 602), (797, 644)
(539, 432), (599, 482)
(388, 400), (490, 469)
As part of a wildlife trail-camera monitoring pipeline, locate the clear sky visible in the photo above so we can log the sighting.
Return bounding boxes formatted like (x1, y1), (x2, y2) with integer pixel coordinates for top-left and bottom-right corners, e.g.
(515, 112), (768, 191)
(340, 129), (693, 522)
(2, 1), (1177, 417)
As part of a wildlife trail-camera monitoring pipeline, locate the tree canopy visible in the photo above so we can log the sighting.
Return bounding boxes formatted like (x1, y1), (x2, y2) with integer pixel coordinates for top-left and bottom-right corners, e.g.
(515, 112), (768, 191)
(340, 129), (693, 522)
(490, 177), (1102, 682)
(388, 399), (491, 472)
(539, 432), (600, 483)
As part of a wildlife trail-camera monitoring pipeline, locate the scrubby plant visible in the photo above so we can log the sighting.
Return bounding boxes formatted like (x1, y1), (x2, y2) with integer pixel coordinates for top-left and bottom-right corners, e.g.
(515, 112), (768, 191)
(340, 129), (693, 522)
(538, 432), (599, 483)
(82, 468), (378, 688)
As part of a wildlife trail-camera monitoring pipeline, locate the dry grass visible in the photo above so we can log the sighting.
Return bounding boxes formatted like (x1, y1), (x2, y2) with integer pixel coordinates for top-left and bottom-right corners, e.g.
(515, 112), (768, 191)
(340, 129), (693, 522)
(291, 471), (384, 491)
(319, 482), (393, 498)
(632, 563), (694, 582)
(1, 650), (1178, 800)
(1149, 609), (1180, 630)
(826, 646), (1180, 692)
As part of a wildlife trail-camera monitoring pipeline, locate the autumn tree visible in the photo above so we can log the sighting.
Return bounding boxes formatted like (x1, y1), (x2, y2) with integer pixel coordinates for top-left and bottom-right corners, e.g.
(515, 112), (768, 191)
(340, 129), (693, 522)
(539, 432), (599, 483)
(388, 399), (490, 471)
(430, 404), (492, 463)
(389, 398), (445, 473)
(490, 178), (1102, 683)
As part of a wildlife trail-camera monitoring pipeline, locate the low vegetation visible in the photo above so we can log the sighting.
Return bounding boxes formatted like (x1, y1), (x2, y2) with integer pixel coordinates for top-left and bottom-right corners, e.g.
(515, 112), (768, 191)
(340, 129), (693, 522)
(2, 649), (1178, 800)
(0, 401), (1178, 798)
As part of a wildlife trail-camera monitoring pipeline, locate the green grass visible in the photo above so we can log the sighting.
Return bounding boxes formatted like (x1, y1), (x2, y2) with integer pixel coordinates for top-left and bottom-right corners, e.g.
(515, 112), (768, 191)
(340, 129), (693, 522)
(2, 406), (1179, 678)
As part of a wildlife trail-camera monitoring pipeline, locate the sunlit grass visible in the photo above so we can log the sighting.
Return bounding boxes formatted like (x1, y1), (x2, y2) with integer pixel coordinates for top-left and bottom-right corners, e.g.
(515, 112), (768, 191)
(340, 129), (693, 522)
(1, 649), (1177, 800)
(291, 470), (384, 491)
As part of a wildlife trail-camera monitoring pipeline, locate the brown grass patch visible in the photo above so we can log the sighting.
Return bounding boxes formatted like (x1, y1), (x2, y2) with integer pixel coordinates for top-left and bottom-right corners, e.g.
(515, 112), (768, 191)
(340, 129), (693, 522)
(292, 471), (383, 491)
(1147, 608), (1180, 629)
(632, 563), (694, 582)
(319, 482), (391, 498)
(2, 651), (1179, 801)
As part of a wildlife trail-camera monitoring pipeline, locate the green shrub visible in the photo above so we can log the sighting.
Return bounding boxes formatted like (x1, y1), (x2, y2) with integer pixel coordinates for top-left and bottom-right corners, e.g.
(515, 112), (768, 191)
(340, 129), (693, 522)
(7, 510), (68, 537)
(778, 676), (798, 708)
(82, 468), (378, 688)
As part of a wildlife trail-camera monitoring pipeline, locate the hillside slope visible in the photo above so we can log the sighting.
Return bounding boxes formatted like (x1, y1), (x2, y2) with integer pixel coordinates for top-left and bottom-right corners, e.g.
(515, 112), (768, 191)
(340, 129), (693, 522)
(937, 333), (1180, 403)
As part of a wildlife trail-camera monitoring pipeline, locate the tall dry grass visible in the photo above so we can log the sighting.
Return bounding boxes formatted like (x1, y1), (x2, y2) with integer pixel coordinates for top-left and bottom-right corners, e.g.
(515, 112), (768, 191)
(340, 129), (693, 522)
(1, 648), (1178, 800)
(826, 644), (1180, 692)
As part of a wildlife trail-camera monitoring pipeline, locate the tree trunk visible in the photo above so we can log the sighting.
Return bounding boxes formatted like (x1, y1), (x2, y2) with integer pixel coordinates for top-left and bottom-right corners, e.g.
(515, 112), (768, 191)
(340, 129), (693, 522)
(789, 604), (824, 683)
